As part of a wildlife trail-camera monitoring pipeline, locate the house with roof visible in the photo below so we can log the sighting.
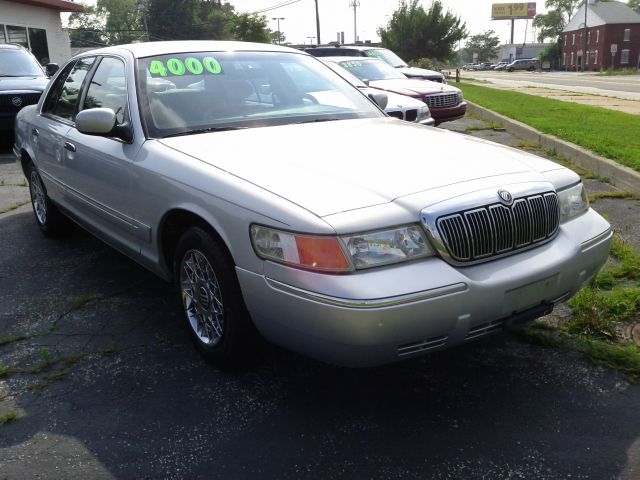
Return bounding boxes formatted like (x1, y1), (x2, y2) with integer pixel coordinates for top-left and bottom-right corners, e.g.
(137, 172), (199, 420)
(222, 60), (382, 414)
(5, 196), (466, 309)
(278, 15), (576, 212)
(562, 0), (640, 71)
(0, 0), (83, 65)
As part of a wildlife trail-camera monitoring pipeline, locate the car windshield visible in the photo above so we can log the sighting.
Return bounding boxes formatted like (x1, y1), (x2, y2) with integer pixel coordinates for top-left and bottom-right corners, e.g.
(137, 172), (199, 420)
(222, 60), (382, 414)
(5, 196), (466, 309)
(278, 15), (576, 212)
(363, 49), (408, 68)
(0, 49), (44, 76)
(137, 51), (383, 138)
(336, 59), (407, 82)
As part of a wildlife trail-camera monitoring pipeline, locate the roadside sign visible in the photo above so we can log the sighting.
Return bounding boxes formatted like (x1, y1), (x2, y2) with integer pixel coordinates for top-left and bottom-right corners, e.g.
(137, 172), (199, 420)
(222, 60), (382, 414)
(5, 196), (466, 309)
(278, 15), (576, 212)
(491, 3), (537, 20)
(610, 44), (617, 54)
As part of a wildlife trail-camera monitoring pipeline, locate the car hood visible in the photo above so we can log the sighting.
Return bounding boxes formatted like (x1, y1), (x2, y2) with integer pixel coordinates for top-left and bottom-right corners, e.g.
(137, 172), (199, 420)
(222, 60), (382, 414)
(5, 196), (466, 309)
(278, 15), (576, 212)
(396, 66), (443, 79)
(369, 79), (459, 97)
(158, 118), (561, 217)
(0, 76), (48, 93)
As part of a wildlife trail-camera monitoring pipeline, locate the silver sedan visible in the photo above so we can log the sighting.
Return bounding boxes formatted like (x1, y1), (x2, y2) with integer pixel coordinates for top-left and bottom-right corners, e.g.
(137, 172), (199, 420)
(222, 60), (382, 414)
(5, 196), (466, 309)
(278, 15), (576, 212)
(14, 41), (611, 367)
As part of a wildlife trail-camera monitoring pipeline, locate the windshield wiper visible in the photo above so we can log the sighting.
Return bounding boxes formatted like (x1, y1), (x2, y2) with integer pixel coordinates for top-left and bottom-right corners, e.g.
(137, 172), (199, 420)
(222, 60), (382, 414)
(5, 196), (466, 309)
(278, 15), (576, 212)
(163, 126), (248, 138)
(294, 118), (343, 125)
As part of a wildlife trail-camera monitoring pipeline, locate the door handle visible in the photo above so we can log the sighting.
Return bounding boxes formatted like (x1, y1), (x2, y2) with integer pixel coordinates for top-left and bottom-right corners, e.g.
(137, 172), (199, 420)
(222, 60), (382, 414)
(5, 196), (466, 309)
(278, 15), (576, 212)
(32, 128), (39, 137)
(64, 142), (76, 152)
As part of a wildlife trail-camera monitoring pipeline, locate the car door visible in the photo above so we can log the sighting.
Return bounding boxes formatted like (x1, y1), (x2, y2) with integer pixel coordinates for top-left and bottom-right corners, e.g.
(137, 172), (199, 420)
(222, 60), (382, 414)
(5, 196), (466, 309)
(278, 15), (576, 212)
(61, 55), (148, 256)
(30, 58), (95, 205)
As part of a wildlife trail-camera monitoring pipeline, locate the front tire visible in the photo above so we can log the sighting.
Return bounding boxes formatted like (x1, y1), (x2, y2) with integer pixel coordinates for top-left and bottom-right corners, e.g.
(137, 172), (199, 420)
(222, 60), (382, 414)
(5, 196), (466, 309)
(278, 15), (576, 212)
(174, 227), (258, 367)
(28, 166), (70, 237)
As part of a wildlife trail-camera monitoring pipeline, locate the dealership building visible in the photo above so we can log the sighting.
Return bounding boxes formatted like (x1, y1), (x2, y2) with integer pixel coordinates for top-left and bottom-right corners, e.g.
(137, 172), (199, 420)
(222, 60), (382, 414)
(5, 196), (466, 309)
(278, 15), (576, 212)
(562, 0), (640, 71)
(0, 0), (83, 65)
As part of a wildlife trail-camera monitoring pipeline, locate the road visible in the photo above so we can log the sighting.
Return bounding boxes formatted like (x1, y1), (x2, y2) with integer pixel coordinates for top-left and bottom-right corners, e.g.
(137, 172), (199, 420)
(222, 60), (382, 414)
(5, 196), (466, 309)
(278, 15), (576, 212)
(462, 70), (640, 101)
(1, 120), (640, 479)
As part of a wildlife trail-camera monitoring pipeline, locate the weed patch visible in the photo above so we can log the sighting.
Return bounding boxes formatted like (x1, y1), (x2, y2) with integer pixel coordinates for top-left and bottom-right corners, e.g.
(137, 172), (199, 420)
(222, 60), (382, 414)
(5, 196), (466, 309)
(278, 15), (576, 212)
(0, 411), (19, 426)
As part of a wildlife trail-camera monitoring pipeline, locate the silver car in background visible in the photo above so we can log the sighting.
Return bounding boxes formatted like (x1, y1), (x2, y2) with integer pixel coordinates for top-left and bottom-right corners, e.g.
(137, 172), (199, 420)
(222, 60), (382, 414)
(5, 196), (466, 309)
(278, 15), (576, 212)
(14, 41), (611, 368)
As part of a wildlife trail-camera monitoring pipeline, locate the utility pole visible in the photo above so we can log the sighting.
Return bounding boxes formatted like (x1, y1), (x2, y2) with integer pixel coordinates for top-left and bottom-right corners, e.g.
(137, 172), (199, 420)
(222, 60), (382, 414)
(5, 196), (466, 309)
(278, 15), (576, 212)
(315, 0), (321, 45)
(272, 17), (284, 45)
(582, 0), (588, 72)
(349, 0), (360, 43)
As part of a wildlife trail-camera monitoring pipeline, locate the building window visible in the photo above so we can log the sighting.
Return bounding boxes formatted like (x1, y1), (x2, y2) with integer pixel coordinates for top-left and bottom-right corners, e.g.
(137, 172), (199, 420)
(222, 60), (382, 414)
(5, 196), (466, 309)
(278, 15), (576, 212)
(623, 29), (631, 42)
(563, 52), (566, 65)
(596, 30), (600, 43)
(0, 24), (49, 65)
(587, 31), (591, 44)
(6, 25), (28, 47)
(572, 33), (575, 45)
(621, 49), (630, 64)
(594, 50), (598, 65)
(564, 35), (567, 46)
(570, 52), (574, 65)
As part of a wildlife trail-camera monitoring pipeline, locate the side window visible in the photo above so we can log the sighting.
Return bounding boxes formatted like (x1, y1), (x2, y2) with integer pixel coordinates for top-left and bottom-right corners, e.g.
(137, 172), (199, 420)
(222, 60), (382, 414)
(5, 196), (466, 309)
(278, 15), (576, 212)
(83, 57), (128, 125)
(42, 61), (76, 114)
(43, 57), (95, 122)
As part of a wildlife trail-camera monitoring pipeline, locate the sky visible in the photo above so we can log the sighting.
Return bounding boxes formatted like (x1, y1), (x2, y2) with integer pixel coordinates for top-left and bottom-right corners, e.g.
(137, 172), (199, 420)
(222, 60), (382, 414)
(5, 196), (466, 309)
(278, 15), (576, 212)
(72, 0), (550, 46)
(229, 0), (548, 45)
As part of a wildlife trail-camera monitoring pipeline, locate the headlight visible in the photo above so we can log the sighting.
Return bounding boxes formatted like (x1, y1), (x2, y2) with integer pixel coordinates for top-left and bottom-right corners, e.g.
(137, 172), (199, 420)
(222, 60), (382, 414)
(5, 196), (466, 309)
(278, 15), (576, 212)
(251, 224), (434, 272)
(558, 182), (589, 223)
(341, 225), (434, 269)
(251, 225), (351, 272)
(417, 105), (431, 121)
(457, 91), (464, 103)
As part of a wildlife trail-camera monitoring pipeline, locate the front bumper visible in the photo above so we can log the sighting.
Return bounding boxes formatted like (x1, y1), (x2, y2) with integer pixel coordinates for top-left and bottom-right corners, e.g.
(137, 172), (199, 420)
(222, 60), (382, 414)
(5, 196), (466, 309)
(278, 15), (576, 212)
(431, 101), (467, 124)
(237, 209), (611, 367)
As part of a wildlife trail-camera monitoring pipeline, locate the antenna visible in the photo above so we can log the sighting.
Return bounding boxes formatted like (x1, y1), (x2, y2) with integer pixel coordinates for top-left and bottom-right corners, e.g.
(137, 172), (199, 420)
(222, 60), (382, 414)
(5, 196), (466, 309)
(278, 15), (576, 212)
(349, 0), (360, 43)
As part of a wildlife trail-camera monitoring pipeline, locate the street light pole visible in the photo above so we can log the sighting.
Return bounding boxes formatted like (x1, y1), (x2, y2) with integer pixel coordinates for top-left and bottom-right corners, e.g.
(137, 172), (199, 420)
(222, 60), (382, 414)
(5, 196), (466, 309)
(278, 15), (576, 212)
(272, 17), (284, 45)
(307, 36), (316, 45)
(315, 0), (321, 45)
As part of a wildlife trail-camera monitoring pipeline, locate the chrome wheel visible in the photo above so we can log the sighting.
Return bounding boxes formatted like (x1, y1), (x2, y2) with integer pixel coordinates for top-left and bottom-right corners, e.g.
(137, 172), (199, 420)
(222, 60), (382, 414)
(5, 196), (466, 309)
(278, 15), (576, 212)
(180, 249), (224, 346)
(30, 170), (47, 225)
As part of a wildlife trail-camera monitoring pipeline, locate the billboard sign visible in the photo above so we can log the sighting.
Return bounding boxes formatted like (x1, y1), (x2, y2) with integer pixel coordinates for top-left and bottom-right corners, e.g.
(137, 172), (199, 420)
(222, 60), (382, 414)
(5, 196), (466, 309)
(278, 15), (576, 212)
(492, 3), (537, 20)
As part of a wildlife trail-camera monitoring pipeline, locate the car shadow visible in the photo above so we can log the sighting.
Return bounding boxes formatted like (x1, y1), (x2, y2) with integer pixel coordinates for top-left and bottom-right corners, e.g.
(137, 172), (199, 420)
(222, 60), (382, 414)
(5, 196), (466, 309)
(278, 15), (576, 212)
(1, 210), (639, 478)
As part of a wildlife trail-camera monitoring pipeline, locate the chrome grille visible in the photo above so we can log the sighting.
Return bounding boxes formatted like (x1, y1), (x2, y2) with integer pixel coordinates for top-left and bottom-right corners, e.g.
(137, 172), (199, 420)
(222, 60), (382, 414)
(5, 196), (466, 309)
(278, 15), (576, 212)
(387, 110), (403, 120)
(425, 93), (458, 109)
(436, 192), (559, 263)
(0, 93), (41, 112)
(405, 109), (418, 122)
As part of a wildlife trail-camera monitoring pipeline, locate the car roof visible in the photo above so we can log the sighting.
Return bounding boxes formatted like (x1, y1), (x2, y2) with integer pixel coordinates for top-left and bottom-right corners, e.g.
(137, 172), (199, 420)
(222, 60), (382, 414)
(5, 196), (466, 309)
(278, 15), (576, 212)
(321, 56), (383, 63)
(73, 40), (306, 59)
(0, 43), (26, 51)
(307, 45), (380, 51)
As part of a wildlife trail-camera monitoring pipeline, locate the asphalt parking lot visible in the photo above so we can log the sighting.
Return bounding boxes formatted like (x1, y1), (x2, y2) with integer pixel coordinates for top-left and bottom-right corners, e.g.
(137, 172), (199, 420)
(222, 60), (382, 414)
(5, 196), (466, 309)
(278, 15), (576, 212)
(1, 119), (640, 479)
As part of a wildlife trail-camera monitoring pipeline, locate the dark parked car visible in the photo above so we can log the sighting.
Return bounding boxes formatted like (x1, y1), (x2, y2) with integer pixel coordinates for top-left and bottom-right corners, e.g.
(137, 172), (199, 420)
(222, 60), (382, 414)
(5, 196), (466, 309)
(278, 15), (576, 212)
(0, 44), (56, 146)
(305, 45), (446, 83)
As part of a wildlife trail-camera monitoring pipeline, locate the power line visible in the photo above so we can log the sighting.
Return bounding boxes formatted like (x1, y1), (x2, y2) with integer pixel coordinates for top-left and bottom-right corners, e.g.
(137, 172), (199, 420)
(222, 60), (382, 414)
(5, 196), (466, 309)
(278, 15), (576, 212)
(252, 0), (303, 15)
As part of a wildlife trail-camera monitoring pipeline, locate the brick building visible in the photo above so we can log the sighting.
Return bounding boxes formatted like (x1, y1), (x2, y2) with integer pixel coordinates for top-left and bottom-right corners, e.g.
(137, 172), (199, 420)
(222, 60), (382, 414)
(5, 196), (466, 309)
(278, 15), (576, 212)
(0, 0), (83, 65)
(562, 0), (640, 71)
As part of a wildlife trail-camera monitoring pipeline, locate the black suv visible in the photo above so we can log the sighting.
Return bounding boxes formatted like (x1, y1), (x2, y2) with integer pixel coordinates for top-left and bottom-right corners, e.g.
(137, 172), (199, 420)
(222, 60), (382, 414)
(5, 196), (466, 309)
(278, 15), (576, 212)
(0, 44), (56, 146)
(304, 45), (445, 83)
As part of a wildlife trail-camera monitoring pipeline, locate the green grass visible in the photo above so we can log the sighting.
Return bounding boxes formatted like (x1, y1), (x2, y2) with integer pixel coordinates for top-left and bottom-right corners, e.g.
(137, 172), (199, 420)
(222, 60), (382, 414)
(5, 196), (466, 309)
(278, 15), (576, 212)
(596, 68), (640, 76)
(458, 82), (640, 172)
(0, 411), (19, 426)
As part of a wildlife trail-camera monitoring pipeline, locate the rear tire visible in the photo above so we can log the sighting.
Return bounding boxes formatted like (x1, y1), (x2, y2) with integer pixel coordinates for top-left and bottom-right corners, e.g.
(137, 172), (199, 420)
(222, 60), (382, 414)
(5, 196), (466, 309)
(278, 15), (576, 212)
(28, 166), (70, 237)
(174, 227), (259, 368)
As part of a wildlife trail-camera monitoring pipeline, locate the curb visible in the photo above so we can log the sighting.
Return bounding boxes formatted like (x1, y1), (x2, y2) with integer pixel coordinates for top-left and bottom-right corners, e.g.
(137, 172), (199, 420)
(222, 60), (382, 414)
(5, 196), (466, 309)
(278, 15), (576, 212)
(466, 102), (640, 193)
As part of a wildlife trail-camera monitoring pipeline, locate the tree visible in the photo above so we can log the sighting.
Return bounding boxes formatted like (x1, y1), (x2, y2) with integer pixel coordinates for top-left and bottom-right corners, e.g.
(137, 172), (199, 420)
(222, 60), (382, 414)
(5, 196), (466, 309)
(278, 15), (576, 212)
(532, 9), (566, 42)
(629, 0), (640, 14)
(538, 39), (562, 69)
(230, 13), (271, 43)
(98, 0), (146, 44)
(377, 0), (467, 62)
(465, 30), (500, 62)
(67, 4), (108, 48)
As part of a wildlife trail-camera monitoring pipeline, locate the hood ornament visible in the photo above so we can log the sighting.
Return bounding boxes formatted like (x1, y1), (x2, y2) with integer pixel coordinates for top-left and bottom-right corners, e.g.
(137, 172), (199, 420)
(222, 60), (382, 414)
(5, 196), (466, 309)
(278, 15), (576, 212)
(498, 189), (513, 205)
(11, 96), (23, 107)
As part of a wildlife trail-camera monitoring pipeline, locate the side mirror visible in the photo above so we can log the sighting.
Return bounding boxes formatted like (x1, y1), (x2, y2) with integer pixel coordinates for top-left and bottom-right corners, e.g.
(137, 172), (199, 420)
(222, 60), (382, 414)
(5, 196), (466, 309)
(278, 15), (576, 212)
(368, 91), (388, 110)
(45, 63), (59, 77)
(76, 108), (117, 135)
